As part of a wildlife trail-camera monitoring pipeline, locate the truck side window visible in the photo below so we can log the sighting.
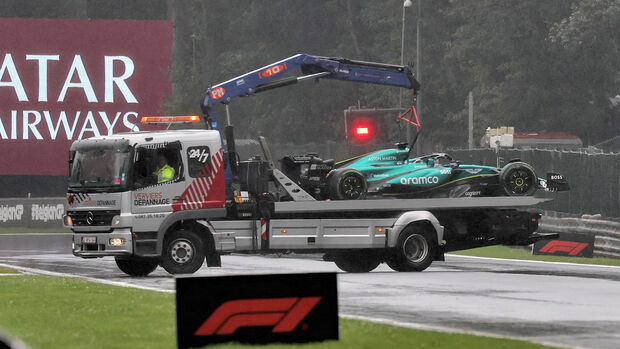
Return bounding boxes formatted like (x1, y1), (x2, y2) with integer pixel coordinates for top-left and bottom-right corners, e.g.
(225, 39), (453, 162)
(133, 146), (182, 188)
(187, 146), (211, 178)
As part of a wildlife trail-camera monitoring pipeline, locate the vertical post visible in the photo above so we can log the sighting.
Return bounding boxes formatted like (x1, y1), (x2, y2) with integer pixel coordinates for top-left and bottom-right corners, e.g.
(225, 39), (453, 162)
(400, 5), (408, 145)
(225, 104), (231, 126)
(415, 0), (422, 155)
(468, 91), (474, 149)
(343, 108), (349, 144)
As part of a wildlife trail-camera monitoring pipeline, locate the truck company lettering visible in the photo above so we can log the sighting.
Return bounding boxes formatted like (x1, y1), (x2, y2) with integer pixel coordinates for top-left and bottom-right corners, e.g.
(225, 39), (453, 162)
(134, 192), (169, 206)
(400, 176), (440, 185)
(0, 18), (172, 176)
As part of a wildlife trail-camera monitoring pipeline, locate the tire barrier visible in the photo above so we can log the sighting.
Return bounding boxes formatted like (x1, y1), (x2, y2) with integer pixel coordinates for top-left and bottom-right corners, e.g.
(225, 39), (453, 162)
(539, 216), (620, 259)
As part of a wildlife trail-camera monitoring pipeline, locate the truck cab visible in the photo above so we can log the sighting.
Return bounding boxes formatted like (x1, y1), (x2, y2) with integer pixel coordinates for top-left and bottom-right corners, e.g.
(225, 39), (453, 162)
(66, 129), (226, 267)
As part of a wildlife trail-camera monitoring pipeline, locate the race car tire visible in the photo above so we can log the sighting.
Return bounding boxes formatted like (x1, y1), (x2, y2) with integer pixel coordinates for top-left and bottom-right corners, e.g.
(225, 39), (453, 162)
(115, 256), (159, 276)
(161, 229), (205, 274)
(334, 251), (381, 273)
(329, 168), (367, 200)
(500, 162), (537, 196)
(387, 225), (436, 272)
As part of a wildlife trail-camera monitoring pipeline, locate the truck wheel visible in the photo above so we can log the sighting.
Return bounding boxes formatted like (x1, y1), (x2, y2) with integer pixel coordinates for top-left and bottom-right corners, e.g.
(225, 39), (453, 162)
(329, 169), (367, 200)
(500, 162), (537, 196)
(334, 251), (381, 273)
(387, 226), (436, 272)
(161, 229), (205, 274)
(115, 256), (159, 277)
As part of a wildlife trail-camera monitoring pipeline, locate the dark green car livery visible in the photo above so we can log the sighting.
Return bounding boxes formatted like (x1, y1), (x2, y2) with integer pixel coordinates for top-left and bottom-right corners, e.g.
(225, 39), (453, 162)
(281, 145), (569, 200)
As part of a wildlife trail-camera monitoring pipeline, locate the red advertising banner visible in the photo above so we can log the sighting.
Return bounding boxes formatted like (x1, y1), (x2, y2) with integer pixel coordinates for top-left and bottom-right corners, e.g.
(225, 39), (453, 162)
(0, 18), (172, 176)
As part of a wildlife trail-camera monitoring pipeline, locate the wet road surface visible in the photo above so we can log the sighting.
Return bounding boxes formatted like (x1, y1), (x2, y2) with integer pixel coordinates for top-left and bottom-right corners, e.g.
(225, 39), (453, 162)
(1, 235), (620, 349)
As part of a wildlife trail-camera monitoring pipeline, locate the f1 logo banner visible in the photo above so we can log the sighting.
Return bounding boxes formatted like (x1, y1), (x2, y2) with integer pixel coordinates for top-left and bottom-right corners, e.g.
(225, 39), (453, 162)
(533, 232), (595, 258)
(176, 273), (338, 348)
(0, 18), (172, 176)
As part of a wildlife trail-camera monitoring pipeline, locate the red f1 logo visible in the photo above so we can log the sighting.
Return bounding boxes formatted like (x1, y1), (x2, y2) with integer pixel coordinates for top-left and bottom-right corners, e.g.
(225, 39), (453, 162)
(194, 297), (322, 336)
(539, 240), (589, 256)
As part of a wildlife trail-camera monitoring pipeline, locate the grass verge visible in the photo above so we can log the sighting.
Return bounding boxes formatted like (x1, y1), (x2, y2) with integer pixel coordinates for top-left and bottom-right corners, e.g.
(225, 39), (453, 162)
(0, 227), (71, 234)
(0, 266), (18, 274)
(452, 245), (620, 266)
(0, 274), (556, 349)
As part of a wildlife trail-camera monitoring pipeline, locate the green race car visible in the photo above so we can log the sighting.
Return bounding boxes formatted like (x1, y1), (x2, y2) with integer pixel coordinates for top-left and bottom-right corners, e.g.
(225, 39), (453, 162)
(281, 144), (569, 200)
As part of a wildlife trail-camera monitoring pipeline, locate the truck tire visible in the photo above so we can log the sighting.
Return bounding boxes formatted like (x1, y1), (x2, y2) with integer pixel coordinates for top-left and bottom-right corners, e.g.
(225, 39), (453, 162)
(161, 229), (205, 274)
(329, 168), (367, 200)
(115, 256), (159, 277)
(334, 251), (381, 273)
(500, 162), (537, 196)
(387, 226), (436, 272)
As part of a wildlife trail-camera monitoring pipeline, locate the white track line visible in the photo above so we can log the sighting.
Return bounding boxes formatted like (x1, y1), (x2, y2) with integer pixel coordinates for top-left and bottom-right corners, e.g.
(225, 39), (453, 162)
(447, 253), (620, 269)
(0, 262), (174, 293)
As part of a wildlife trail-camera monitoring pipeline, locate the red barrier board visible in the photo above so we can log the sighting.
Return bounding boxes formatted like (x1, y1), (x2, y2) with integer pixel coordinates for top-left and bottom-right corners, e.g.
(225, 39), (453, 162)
(0, 18), (172, 175)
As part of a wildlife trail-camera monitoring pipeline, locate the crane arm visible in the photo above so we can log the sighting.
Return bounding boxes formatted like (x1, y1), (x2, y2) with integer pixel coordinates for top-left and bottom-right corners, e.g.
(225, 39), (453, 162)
(200, 53), (420, 129)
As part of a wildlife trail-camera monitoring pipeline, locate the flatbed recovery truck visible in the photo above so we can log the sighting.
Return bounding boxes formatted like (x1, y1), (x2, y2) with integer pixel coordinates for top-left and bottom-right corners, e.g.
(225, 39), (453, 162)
(64, 54), (558, 276)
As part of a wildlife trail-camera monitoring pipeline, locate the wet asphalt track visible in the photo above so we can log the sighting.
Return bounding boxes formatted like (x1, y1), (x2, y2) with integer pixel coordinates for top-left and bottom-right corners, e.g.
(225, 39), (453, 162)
(1, 233), (620, 349)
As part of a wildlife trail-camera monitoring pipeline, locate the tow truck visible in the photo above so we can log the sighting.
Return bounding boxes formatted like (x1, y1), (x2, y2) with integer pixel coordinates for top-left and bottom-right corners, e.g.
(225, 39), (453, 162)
(64, 54), (557, 276)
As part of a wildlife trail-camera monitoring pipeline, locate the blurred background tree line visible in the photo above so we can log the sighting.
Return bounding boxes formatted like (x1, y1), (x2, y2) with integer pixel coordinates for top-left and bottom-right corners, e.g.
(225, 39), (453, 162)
(1, 0), (618, 148)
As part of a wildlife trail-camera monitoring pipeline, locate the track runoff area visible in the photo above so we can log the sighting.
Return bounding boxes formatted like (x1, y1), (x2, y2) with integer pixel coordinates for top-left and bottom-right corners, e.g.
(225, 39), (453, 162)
(1, 245), (620, 349)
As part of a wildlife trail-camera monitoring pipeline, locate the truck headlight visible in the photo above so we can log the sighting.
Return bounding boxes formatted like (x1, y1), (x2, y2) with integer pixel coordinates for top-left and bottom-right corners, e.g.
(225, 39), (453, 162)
(109, 238), (126, 247)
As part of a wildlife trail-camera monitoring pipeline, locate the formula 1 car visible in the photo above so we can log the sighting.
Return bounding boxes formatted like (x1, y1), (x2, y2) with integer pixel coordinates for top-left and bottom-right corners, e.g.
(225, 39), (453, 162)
(280, 143), (569, 200)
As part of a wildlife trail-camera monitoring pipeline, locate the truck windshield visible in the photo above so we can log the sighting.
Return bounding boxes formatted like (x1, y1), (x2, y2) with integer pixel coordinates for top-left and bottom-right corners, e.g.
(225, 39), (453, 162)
(68, 146), (132, 192)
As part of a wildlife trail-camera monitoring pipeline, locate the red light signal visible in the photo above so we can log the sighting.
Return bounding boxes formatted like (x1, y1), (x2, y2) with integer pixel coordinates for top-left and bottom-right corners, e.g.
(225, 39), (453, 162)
(355, 127), (369, 135)
(349, 116), (377, 144)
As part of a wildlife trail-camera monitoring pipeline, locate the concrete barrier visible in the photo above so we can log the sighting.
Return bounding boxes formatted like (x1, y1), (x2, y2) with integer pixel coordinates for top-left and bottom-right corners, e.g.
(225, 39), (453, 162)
(0, 198), (65, 229)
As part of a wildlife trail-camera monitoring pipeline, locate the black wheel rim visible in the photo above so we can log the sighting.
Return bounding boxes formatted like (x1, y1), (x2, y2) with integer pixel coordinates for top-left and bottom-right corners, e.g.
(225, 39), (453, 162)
(507, 169), (533, 195)
(402, 234), (428, 263)
(341, 175), (364, 199)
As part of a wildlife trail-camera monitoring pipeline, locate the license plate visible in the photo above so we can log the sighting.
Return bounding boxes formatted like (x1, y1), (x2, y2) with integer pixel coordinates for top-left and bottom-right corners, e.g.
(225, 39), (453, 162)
(82, 236), (97, 244)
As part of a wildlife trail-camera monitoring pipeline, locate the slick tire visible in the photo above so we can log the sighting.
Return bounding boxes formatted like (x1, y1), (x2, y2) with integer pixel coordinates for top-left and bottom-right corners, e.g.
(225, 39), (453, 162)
(387, 226), (436, 272)
(161, 229), (205, 275)
(500, 162), (537, 196)
(333, 251), (381, 273)
(115, 256), (159, 277)
(329, 168), (367, 200)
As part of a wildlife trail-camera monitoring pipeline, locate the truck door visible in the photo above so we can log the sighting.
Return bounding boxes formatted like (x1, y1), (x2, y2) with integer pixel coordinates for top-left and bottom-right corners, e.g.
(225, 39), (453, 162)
(131, 141), (188, 231)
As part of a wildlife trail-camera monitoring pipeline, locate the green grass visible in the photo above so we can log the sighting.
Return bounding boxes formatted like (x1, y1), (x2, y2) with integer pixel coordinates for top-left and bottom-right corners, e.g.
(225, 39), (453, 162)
(0, 227), (71, 234)
(452, 245), (620, 266)
(0, 266), (18, 274)
(0, 275), (556, 349)
(0, 275), (176, 349)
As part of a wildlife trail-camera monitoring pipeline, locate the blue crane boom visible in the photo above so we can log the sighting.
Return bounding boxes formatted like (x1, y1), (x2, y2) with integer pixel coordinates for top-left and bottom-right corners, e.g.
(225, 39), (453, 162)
(198, 53), (420, 188)
(200, 53), (420, 129)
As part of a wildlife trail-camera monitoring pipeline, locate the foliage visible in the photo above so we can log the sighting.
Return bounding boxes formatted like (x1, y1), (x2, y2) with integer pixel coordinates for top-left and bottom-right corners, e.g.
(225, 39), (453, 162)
(2, 0), (618, 147)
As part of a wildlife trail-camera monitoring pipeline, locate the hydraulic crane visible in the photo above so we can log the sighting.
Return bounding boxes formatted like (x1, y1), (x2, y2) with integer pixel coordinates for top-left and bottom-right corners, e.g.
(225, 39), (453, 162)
(198, 53), (421, 176)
